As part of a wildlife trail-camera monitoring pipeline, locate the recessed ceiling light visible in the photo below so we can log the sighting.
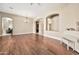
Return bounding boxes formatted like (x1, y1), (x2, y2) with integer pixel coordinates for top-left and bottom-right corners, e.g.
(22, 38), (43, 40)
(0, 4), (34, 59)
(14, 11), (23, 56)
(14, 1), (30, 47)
(9, 7), (14, 9)
(30, 3), (41, 6)
(30, 3), (33, 5)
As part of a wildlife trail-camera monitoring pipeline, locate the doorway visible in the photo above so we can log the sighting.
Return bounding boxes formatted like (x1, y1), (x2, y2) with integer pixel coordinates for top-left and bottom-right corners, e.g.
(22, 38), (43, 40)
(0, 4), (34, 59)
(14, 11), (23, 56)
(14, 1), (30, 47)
(2, 17), (13, 36)
(35, 21), (39, 33)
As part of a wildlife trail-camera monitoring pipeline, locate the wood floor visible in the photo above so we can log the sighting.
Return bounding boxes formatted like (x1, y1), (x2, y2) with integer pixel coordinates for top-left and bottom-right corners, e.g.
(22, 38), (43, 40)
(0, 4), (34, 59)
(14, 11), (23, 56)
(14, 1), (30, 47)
(0, 33), (78, 55)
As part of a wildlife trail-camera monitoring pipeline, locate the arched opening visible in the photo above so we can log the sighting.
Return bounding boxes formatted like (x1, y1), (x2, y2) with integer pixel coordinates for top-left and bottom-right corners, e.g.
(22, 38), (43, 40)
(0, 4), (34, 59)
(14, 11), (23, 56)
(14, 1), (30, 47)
(46, 14), (59, 32)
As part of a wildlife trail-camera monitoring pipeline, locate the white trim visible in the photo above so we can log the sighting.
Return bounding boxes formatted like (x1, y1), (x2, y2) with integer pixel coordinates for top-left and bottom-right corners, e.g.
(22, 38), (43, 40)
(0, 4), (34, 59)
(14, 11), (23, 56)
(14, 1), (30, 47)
(44, 34), (63, 44)
(32, 32), (44, 36)
(44, 34), (62, 41)
(0, 34), (12, 36)
(13, 32), (33, 35)
(0, 32), (33, 36)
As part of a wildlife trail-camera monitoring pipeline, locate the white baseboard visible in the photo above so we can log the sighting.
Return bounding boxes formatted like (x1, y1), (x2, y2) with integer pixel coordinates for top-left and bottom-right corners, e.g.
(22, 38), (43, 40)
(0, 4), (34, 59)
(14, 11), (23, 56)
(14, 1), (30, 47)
(13, 32), (33, 35)
(32, 32), (44, 36)
(0, 32), (33, 36)
(44, 34), (62, 41)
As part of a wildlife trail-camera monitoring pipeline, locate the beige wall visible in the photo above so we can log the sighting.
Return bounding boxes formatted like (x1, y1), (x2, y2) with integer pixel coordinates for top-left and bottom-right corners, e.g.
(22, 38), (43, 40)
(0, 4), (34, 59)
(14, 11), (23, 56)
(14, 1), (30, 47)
(0, 12), (33, 35)
(44, 4), (79, 40)
(0, 4), (79, 37)
(0, 16), (2, 35)
(45, 4), (79, 32)
(61, 4), (79, 31)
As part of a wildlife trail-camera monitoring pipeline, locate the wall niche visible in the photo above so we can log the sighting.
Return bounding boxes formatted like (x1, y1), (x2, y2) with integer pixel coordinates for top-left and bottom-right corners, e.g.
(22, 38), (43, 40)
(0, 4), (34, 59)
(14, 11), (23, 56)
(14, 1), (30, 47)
(46, 14), (59, 31)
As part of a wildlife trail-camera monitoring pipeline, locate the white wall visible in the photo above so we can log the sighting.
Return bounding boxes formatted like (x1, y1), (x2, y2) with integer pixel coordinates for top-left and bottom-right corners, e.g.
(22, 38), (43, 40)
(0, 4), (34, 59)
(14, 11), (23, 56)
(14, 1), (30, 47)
(39, 19), (44, 35)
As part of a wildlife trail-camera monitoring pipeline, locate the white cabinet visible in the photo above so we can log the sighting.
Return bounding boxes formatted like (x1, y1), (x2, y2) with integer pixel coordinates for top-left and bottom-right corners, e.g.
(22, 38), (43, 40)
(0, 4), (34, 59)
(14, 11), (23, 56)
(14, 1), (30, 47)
(75, 40), (79, 52)
(62, 31), (79, 52)
(62, 37), (75, 50)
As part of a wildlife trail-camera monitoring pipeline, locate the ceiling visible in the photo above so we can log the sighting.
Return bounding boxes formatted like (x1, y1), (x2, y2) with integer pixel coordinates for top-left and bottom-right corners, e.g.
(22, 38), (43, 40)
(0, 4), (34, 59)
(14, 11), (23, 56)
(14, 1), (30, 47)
(0, 3), (68, 18)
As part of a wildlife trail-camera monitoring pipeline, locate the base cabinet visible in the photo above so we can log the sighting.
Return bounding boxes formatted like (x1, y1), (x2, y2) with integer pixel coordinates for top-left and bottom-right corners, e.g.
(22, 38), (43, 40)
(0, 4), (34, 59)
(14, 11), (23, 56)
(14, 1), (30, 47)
(75, 41), (79, 52)
(62, 36), (79, 53)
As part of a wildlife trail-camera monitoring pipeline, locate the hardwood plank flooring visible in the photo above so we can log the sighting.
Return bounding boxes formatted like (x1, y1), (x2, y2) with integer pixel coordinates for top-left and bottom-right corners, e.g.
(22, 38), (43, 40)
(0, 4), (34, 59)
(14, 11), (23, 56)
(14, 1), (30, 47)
(0, 34), (78, 55)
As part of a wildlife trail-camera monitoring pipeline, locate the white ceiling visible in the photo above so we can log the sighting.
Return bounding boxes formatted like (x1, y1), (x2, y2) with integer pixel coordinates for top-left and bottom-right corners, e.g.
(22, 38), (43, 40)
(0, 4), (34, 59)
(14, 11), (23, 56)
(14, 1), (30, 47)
(0, 3), (68, 18)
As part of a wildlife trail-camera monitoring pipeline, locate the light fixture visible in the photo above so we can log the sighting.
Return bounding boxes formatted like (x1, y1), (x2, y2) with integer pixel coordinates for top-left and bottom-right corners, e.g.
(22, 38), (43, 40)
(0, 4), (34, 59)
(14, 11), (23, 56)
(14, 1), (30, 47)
(9, 7), (14, 9)
(24, 17), (29, 23)
(30, 3), (41, 6)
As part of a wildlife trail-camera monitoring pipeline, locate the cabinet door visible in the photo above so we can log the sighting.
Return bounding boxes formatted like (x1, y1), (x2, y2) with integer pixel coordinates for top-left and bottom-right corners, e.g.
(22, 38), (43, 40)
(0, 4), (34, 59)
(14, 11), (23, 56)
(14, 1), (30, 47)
(75, 40), (79, 52)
